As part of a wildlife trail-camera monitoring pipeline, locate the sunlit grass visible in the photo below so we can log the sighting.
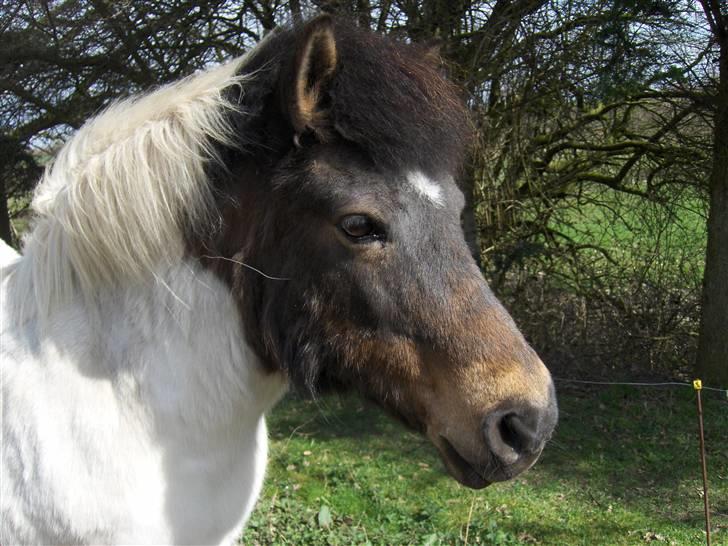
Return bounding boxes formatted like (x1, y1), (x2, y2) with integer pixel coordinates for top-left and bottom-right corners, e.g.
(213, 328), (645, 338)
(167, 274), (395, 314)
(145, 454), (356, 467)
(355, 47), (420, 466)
(547, 188), (707, 287)
(244, 387), (727, 545)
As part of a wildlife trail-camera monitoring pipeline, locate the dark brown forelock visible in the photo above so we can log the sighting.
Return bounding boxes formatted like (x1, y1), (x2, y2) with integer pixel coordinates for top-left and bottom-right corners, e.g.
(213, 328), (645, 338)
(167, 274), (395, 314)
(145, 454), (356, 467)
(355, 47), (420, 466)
(325, 20), (470, 175)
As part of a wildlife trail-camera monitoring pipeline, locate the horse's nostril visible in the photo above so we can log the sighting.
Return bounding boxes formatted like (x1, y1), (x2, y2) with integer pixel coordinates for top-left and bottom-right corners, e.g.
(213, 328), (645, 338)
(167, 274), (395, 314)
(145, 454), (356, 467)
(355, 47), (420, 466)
(500, 413), (539, 453)
(484, 406), (547, 466)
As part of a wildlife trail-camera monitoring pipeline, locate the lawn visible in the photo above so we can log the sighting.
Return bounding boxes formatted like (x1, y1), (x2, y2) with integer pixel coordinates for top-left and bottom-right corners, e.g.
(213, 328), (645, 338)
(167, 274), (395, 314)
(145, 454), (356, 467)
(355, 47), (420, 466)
(243, 385), (727, 545)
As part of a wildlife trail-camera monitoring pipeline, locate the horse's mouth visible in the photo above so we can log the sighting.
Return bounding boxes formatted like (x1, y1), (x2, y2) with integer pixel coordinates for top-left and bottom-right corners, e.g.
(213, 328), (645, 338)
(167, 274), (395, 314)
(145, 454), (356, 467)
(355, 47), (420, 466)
(435, 434), (544, 489)
(435, 436), (492, 489)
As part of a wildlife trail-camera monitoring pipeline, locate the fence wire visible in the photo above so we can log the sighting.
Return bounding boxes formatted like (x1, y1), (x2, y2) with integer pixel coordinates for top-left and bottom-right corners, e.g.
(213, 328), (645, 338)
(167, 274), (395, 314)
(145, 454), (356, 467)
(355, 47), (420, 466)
(553, 377), (727, 394)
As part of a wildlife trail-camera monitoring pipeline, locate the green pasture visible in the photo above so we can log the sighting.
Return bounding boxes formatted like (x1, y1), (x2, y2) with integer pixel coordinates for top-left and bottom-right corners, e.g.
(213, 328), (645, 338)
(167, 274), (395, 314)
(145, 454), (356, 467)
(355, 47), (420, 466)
(544, 188), (707, 287)
(244, 386), (727, 545)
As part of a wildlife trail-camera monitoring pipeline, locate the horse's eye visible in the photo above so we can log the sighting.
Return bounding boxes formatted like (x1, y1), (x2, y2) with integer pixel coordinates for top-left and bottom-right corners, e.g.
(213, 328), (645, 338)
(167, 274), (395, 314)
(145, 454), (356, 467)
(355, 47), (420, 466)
(339, 214), (381, 241)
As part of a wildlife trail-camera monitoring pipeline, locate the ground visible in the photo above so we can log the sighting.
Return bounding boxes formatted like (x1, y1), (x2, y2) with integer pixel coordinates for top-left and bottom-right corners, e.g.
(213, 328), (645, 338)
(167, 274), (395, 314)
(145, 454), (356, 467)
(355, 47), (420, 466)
(243, 386), (727, 545)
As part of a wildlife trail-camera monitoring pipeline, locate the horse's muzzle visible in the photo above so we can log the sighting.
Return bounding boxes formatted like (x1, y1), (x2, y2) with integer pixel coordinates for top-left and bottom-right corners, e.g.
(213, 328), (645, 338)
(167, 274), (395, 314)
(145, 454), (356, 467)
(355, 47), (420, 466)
(434, 390), (558, 489)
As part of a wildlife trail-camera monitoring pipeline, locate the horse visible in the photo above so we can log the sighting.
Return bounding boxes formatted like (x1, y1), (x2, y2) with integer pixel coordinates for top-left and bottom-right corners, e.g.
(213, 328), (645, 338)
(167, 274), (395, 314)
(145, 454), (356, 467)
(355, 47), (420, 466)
(0, 15), (558, 545)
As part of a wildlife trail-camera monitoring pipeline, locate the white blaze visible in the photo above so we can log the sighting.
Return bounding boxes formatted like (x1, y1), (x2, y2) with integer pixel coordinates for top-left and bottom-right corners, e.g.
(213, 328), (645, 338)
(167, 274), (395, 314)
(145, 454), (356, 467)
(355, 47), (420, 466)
(406, 171), (445, 207)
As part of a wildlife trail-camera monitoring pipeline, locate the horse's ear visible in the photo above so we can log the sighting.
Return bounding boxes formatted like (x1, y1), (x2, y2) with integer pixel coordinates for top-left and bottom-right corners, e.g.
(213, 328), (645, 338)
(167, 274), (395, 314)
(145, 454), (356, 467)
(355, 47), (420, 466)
(285, 15), (338, 141)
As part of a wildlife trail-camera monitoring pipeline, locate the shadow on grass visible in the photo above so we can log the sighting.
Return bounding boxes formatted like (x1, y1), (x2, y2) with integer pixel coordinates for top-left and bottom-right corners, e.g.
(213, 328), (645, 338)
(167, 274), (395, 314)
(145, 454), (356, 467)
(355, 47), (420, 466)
(265, 385), (728, 543)
(268, 393), (409, 441)
(501, 385), (727, 544)
(535, 386), (727, 511)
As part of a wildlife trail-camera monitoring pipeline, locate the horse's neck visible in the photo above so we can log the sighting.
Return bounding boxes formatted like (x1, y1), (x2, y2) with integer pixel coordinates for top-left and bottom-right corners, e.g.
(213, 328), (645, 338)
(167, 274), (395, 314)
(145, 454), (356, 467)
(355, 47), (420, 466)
(2, 257), (287, 543)
(10, 256), (287, 435)
(122, 262), (287, 432)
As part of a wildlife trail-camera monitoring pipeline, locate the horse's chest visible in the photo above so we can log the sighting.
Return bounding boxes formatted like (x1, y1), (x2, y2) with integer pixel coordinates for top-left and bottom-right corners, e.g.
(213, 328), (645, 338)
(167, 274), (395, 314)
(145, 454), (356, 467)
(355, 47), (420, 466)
(1, 352), (270, 546)
(63, 420), (265, 545)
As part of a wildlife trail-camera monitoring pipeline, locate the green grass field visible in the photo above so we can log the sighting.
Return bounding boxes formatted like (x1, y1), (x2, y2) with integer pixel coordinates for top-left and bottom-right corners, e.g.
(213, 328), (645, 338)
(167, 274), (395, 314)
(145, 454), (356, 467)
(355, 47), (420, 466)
(546, 188), (707, 288)
(243, 386), (727, 545)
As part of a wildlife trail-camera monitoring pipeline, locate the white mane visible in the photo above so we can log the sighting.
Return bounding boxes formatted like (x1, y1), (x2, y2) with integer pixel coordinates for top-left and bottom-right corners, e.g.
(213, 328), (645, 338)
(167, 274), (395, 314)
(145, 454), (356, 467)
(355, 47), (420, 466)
(15, 54), (250, 319)
(1, 39), (291, 546)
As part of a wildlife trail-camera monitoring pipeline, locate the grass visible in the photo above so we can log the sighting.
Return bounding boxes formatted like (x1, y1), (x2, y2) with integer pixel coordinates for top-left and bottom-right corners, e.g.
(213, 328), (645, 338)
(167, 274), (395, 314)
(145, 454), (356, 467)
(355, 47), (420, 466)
(243, 386), (727, 545)
(546, 187), (707, 287)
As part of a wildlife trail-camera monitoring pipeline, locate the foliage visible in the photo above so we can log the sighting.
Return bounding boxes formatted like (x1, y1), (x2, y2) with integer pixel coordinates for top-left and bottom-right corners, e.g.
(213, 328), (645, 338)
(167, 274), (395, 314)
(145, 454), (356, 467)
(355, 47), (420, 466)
(488, 188), (706, 378)
(244, 392), (727, 545)
(464, 0), (715, 377)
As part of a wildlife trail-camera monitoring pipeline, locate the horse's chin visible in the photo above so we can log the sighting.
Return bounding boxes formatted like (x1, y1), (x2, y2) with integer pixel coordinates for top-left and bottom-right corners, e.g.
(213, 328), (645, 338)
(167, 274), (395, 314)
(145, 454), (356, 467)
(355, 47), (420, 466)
(433, 436), (492, 489)
(433, 435), (544, 489)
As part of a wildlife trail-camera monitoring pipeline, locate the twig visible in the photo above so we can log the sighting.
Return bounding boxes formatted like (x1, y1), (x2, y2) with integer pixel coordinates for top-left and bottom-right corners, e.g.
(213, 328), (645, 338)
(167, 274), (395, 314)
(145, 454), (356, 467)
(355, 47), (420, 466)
(463, 494), (476, 546)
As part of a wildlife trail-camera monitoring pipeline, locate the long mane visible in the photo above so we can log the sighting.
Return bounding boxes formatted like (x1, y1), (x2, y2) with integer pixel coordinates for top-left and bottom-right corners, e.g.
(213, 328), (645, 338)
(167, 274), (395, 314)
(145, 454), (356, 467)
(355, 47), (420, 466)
(14, 53), (253, 318)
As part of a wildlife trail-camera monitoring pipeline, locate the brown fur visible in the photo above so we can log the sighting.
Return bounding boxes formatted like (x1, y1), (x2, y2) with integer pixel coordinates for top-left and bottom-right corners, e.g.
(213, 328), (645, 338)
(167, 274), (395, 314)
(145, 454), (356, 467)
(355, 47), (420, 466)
(195, 16), (557, 489)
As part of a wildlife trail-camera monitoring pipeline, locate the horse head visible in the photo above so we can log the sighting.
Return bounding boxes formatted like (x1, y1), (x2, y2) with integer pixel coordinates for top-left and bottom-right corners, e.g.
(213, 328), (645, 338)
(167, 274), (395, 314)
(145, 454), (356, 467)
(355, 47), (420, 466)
(203, 16), (558, 488)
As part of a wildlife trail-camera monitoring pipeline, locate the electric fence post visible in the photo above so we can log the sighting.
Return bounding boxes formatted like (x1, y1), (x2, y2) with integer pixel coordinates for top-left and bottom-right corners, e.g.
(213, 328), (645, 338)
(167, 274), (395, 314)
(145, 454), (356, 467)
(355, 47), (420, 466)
(693, 379), (711, 546)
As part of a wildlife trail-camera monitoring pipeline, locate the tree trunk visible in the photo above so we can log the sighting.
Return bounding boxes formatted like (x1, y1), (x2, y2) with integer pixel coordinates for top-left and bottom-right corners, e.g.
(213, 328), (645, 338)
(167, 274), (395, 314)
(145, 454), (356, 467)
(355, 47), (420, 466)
(0, 137), (15, 247)
(697, 1), (728, 385)
(0, 179), (12, 247)
(461, 160), (482, 267)
(289, 0), (302, 22)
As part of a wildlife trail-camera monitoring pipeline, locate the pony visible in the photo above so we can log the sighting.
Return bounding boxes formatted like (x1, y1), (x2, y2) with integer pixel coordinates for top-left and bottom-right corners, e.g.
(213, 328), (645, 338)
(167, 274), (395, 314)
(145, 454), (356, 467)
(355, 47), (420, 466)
(0, 15), (558, 545)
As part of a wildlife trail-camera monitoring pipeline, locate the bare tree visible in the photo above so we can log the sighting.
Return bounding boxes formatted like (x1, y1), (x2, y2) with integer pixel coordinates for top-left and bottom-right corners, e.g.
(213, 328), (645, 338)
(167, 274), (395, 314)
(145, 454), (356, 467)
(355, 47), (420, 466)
(0, 0), (272, 245)
(1, 0), (721, 380)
